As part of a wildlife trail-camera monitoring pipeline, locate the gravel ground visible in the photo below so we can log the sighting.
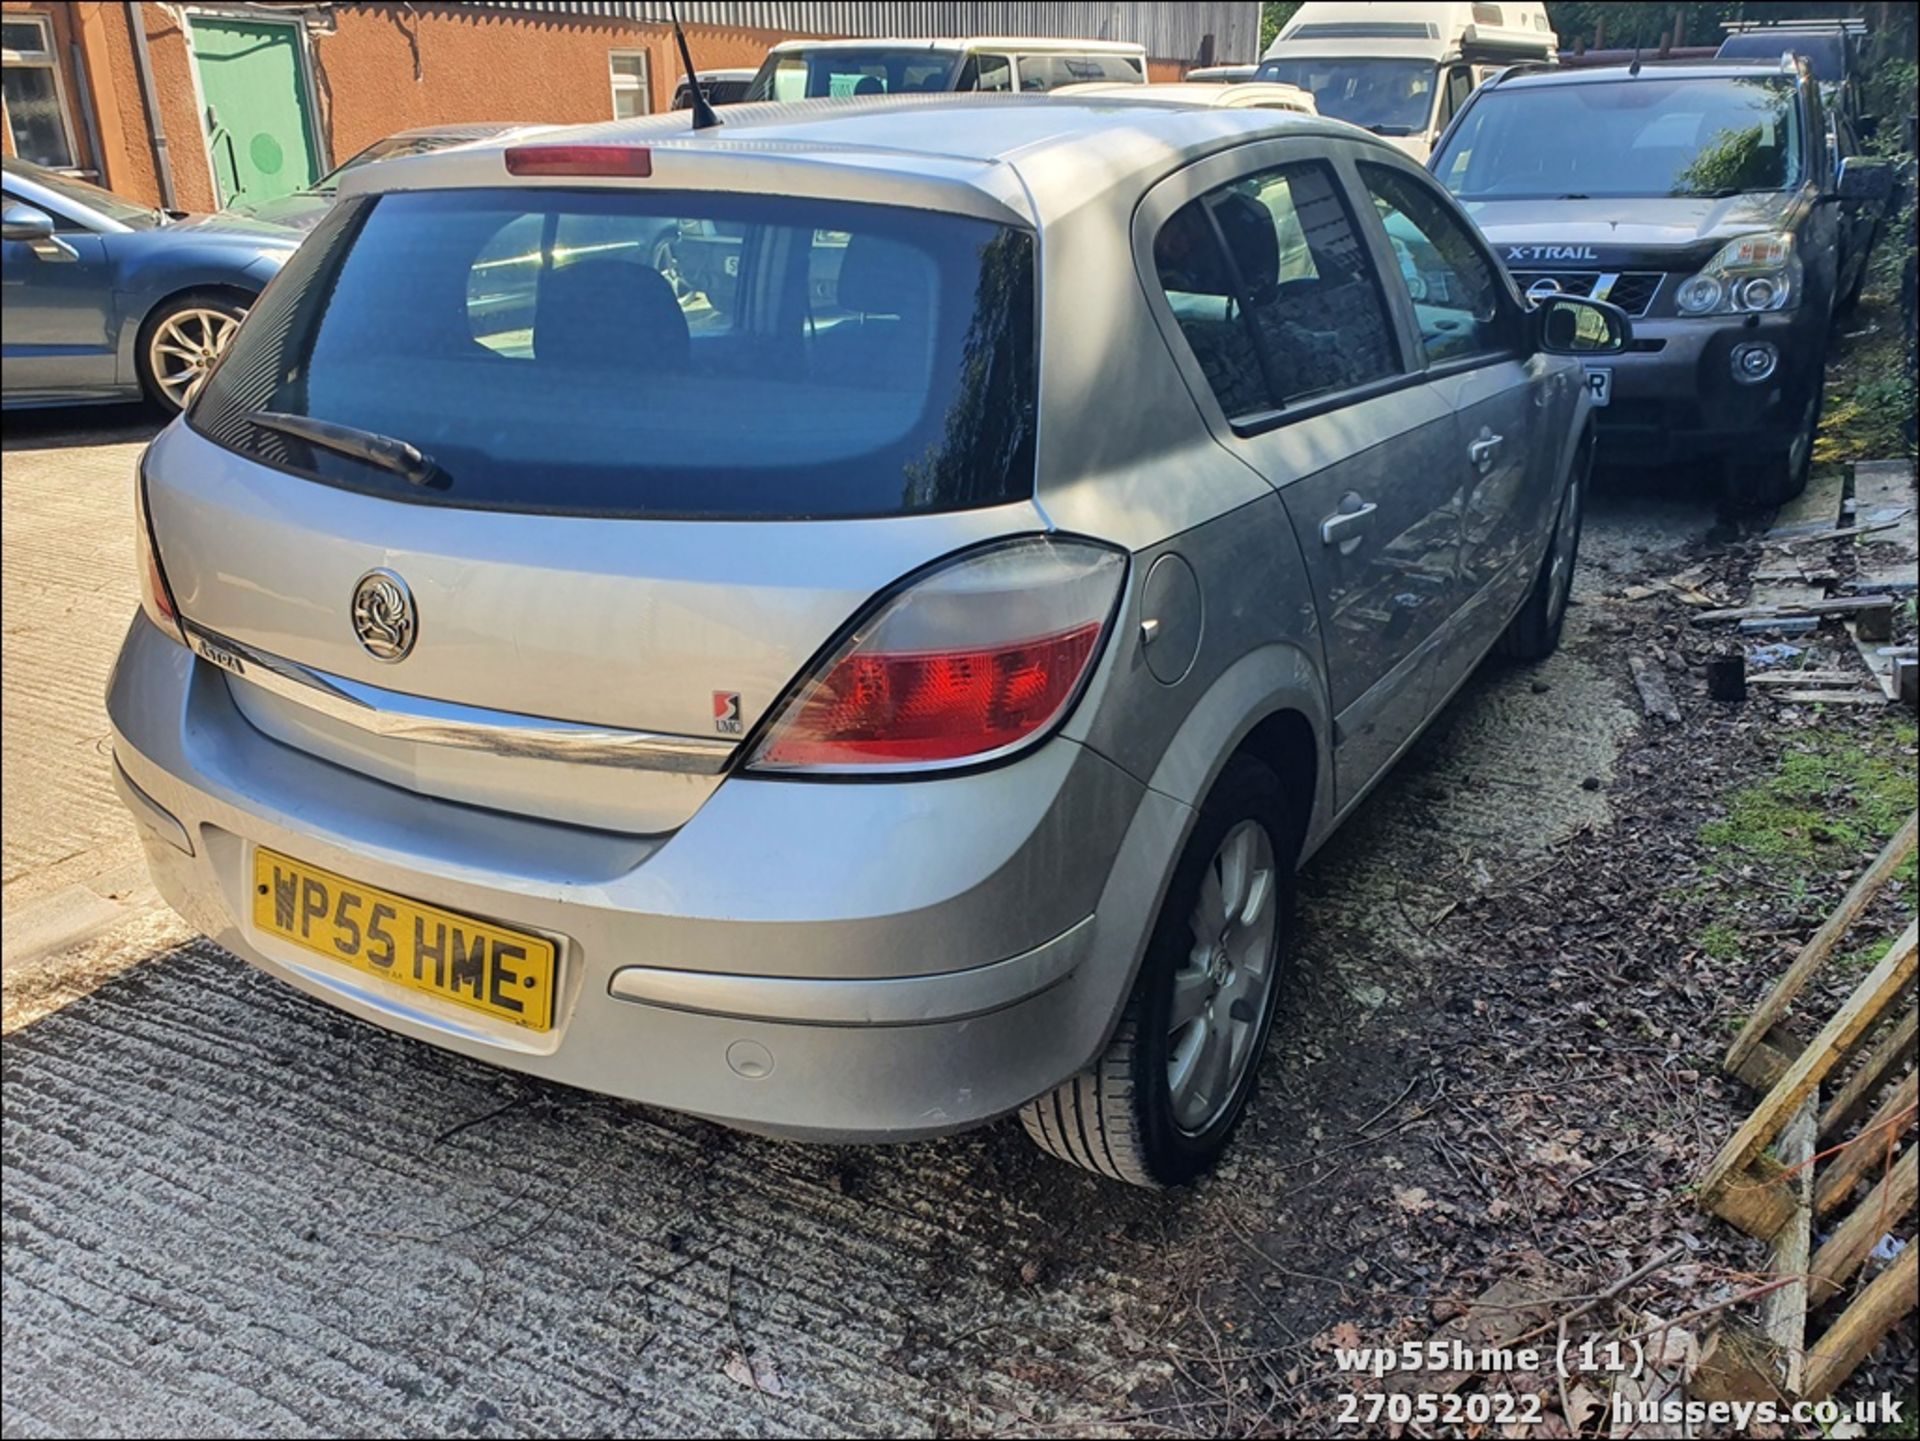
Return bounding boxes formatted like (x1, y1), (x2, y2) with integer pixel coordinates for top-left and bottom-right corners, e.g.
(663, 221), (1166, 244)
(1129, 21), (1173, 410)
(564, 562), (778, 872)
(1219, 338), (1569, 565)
(8, 404), (1902, 1436)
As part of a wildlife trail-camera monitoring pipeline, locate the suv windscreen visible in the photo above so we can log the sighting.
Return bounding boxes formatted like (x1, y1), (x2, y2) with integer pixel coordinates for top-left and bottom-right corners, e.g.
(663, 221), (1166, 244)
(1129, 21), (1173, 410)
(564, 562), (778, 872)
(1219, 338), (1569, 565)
(1716, 32), (1843, 83)
(1435, 76), (1803, 199)
(1253, 57), (1435, 134)
(1013, 53), (1145, 90)
(748, 48), (959, 99)
(190, 189), (1038, 519)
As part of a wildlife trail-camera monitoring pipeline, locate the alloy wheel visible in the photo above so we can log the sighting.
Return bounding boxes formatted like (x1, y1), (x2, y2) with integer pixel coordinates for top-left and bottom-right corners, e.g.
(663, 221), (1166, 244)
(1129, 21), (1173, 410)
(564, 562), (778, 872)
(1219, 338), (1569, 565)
(148, 306), (244, 410)
(1167, 819), (1280, 1134)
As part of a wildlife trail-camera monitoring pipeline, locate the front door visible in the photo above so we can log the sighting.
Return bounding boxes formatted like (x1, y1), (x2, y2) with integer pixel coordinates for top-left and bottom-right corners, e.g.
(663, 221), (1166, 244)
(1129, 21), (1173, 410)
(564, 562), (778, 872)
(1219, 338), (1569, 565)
(189, 16), (318, 208)
(0, 193), (115, 401)
(1355, 161), (1550, 697)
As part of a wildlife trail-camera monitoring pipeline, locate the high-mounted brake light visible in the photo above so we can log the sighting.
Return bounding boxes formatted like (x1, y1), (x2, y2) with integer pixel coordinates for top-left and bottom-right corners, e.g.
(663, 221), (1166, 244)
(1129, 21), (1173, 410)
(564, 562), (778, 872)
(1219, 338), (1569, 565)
(746, 537), (1127, 774)
(136, 457), (185, 643)
(504, 144), (653, 178)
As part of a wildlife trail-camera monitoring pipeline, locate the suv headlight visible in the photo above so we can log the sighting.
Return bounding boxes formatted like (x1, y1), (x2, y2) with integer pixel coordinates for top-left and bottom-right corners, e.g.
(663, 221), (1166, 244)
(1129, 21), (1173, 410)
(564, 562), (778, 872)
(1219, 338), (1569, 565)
(1674, 233), (1801, 316)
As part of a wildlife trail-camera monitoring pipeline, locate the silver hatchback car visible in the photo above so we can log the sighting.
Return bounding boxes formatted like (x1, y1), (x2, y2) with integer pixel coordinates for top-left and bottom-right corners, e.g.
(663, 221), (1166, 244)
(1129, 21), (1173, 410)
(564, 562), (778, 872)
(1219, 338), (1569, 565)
(109, 97), (1625, 1187)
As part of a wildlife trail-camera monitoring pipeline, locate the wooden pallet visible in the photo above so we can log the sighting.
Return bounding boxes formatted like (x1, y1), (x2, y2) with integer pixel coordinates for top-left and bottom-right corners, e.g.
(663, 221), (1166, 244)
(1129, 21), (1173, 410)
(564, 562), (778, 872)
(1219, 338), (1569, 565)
(1699, 814), (1919, 1399)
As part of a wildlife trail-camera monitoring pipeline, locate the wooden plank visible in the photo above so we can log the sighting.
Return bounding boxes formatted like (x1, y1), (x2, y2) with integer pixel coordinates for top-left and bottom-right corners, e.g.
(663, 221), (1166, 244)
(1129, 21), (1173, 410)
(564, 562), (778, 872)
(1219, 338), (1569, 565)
(1815, 1070), (1918, 1217)
(1629, 656), (1682, 723)
(1766, 516), (1911, 547)
(1818, 1009), (1918, 1144)
(1747, 671), (1875, 687)
(1766, 465), (1847, 534)
(1771, 691), (1887, 705)
(1761, 1097), (1817, 1392)
(1846, 621), (1901, 701)
(1725, 823), (1919, 1078)
(1850, 459), (1919, 558)
(1692, 595), (1896, 624)
(1705, 922), (1919, 1228)
(1808, 1145), (1917, 1303)
(1802, 1244), (1919, 1400)
(1732, 1034), (1803, 1091)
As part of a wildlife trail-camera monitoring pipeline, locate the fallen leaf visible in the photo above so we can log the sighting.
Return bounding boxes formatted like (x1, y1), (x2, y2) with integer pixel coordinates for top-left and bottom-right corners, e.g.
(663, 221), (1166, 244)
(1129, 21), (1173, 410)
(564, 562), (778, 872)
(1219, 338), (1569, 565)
(1392, 1186), (1434, 1213)
(723, 1350), (785, 1397)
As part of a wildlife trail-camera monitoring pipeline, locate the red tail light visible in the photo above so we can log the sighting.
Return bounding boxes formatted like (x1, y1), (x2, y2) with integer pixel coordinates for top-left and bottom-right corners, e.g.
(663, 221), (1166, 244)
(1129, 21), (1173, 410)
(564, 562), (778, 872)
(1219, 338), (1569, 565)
(504, 145), (652, 177)
(747, 538), (1126, 774)
(136, 459), (184, 642)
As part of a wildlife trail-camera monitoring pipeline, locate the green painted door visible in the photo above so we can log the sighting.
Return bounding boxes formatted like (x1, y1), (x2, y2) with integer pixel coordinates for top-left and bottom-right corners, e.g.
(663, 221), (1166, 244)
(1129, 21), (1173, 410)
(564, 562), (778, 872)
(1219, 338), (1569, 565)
(190, 17), (317, 207)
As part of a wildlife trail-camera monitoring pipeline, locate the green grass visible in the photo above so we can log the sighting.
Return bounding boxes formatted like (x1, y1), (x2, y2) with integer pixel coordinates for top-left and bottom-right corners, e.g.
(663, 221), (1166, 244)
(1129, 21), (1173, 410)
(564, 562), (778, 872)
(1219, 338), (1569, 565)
(1686, 718), (1918, 963)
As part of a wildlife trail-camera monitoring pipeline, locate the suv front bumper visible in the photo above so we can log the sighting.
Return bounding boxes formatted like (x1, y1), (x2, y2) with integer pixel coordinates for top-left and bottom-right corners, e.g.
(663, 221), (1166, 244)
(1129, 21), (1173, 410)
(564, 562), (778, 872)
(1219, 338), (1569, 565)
(1586, 309), (1825, 462)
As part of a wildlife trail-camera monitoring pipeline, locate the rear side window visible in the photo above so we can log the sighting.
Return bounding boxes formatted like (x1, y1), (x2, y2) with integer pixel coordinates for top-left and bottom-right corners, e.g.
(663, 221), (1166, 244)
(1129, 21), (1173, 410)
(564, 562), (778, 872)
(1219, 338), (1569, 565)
(190, 189), (1038, 519)
(1154, 161), (1401, 418)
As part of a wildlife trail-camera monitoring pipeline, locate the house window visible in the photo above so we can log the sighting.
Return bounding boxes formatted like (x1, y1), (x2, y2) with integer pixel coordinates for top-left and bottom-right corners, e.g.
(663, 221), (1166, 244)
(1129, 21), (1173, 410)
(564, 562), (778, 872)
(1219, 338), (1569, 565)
(2, 14), (77, 168)
(609, 50), (650, 118)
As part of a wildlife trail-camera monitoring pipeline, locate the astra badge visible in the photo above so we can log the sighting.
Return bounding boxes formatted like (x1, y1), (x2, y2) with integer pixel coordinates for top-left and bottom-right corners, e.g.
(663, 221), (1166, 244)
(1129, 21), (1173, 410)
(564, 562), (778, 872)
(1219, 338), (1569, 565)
(351, 568), (417, 662)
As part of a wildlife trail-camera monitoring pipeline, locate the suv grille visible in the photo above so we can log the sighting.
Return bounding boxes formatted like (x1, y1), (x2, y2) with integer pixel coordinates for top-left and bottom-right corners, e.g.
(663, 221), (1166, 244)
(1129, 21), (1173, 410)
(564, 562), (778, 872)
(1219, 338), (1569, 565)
(1510, 270), (1663, 317)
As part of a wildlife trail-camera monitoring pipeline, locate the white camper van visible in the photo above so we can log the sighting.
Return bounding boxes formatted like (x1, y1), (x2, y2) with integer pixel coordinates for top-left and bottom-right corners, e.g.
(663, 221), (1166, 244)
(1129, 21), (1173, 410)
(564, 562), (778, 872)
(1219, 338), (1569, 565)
(1256, 1), (1557, 159)
(744, 36), (1147, 101)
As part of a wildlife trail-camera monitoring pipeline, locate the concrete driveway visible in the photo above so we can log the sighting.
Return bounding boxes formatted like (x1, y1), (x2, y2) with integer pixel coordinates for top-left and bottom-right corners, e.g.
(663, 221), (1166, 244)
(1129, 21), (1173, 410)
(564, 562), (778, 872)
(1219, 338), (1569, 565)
(1, 408), (1720, 1437)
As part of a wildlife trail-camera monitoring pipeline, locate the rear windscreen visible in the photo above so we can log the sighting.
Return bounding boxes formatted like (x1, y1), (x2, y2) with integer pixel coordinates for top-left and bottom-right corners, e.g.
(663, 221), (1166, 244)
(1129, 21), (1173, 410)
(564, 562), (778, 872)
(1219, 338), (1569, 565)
(190, 188), (1038, 519)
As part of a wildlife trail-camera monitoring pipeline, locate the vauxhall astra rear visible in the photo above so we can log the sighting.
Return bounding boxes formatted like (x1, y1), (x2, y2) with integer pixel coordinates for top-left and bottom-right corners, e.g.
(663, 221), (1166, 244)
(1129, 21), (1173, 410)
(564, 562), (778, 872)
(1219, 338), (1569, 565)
(109, 97), (1609, 1186)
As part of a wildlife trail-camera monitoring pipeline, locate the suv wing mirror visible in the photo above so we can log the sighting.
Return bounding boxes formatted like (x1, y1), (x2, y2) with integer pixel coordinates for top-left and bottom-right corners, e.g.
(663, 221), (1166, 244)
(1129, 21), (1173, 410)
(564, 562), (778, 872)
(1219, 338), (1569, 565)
(1531, 294), (1630, 355)
(1835, 156), (1893, 203)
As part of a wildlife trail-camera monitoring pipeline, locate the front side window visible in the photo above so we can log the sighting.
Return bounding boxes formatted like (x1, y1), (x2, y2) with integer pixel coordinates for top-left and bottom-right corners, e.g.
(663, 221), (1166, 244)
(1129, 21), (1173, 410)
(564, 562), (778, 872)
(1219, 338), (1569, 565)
(1155, 161), (1400, 419)
(190, 189), (1038, 520)
(609, 51), (650, 118)
(1435, 76), (1803, 199)
(1254, 57), (1435, 136)
(1359, 163), (1516, 365)
(1, 15), (76, 168)
(1, 156), (155, 227)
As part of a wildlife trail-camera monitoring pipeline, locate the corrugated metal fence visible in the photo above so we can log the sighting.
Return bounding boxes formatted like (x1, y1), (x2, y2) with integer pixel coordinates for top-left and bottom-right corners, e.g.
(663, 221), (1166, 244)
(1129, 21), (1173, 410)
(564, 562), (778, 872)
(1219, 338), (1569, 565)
(467, 2), (1264, 63)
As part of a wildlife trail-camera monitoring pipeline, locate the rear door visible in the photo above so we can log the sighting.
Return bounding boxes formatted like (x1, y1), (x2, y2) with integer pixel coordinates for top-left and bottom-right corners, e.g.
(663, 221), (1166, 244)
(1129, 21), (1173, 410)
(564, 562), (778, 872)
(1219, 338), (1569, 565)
(159, 181), (1044, 834)
(1141, 141), (1467, 810)
(1355, 160), (1553, 696)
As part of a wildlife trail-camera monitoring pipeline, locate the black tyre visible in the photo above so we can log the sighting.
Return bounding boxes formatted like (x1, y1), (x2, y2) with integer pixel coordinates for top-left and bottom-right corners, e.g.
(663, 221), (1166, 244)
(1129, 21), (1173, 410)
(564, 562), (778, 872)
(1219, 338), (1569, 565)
(1022, 757), (1293, 1188)
(136, 289), (251, 415)
(1834, 223), (1879, 318)
(1495, 431), (1590, 663)
(1723, 382), (1821, 510)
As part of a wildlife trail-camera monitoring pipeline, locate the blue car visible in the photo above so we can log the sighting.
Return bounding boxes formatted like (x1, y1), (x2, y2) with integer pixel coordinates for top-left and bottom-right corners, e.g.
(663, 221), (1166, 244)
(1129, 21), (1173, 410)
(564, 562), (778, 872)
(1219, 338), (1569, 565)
(2, 159), (300, 413)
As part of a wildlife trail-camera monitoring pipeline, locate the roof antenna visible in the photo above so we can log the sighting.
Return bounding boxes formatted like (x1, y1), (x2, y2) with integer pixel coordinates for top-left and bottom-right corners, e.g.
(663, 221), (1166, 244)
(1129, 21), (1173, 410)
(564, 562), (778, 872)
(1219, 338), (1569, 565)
(1628, 46), (1642, 76)
(668, 0), (722, 131)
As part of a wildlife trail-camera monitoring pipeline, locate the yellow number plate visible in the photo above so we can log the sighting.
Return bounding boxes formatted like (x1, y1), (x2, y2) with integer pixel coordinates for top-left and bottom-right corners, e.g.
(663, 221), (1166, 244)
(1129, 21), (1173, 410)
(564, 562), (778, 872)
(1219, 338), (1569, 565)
(251, 848), (556, 1031)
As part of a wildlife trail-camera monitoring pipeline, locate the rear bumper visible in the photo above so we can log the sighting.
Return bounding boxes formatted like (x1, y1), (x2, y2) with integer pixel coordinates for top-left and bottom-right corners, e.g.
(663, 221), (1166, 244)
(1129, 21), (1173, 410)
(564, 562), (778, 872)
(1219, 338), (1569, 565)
(106, 614), (1182, 1141)
(1587, 310), (1825, 461)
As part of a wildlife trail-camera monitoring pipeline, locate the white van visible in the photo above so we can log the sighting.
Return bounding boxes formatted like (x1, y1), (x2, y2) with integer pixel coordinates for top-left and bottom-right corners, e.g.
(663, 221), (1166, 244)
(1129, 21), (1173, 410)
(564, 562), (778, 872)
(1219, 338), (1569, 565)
(744, 36), (1147, 101)
(1257, 1), (1556, 159)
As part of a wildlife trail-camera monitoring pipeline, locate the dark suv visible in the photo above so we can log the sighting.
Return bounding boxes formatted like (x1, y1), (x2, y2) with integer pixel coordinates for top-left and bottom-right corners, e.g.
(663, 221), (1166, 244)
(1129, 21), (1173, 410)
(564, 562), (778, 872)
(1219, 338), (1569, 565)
(1430, 57), (1892, 504)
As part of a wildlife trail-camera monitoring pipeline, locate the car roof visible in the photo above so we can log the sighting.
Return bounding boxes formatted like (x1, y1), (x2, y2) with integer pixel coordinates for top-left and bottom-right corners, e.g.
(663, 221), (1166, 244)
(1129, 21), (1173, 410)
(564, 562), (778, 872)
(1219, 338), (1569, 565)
(339, 93), (1387, 226)
(763, 35), (1147, 56)
(1490, 58), (1807, 88)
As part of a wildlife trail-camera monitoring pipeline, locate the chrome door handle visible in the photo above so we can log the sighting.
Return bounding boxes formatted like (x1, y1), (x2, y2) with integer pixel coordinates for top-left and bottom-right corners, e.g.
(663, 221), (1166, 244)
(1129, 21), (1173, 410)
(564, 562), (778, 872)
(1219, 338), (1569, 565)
(1468, 433), (1504, 474)
(1320, 498), (1378, 549)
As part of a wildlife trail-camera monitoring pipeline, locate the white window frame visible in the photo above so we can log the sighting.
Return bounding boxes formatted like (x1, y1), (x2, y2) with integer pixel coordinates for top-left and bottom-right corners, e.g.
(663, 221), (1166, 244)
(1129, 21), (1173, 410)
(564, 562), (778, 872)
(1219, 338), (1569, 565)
(609, 49), (651, 119)
(1, 12), (79, 170)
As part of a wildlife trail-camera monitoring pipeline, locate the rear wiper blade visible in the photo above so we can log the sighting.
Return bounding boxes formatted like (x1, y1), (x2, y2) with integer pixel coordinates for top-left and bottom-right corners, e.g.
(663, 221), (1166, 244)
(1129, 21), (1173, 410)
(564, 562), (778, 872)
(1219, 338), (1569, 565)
(247, 410), (449, 488)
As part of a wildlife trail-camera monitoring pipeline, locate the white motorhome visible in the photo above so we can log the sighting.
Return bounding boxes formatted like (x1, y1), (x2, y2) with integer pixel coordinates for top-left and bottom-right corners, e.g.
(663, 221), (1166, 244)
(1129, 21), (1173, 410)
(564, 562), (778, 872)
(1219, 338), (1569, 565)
(743, 36), (1147, 101)
(1257, 1), (1557, 159)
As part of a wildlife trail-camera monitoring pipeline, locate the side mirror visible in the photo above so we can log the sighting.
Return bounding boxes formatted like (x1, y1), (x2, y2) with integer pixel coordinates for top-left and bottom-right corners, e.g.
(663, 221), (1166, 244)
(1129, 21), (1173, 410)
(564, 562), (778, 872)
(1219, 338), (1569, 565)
(1836, 156), (1893, 203)
(2, 200), (55, 243)
(1532, 294), (1630, 355)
